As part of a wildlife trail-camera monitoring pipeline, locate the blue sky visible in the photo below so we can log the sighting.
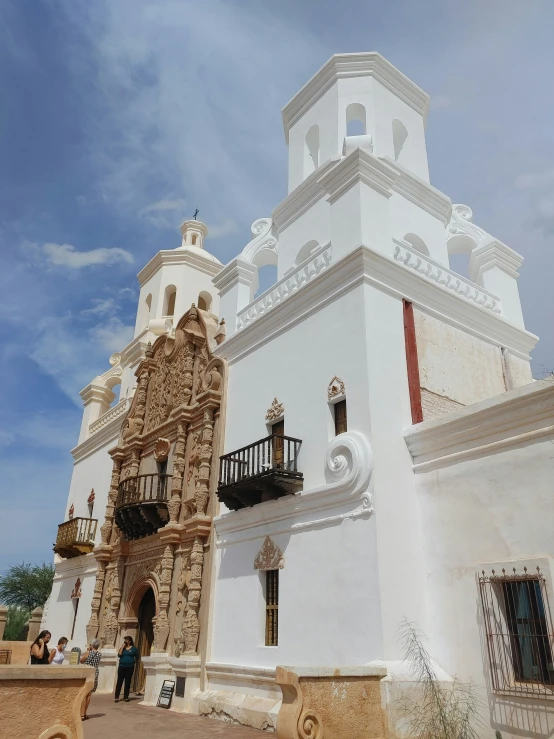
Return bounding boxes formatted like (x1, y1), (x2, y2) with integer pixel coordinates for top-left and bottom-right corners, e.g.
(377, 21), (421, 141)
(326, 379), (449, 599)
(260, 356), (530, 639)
(1, 0), (553, 572)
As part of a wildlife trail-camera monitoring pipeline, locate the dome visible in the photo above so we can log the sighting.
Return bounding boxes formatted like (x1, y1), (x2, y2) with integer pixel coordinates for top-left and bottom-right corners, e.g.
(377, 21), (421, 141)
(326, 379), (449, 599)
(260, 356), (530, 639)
(178, 243), (223, 265)
(178, 219), (222, 265)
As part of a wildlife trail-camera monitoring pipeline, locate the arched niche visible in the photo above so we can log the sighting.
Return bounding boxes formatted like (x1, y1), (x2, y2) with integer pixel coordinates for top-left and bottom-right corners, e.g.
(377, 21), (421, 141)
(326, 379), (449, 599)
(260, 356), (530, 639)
(295, 240), (320, 267)
(346, 103), (367, 136)
(105, 375), (122, 407)
(304, 124), (320, 177)
(392, 119), (409, 161)
(404, 233), (429, 257)
(197, 291), (213, 311)
(163, 285), (177, 317)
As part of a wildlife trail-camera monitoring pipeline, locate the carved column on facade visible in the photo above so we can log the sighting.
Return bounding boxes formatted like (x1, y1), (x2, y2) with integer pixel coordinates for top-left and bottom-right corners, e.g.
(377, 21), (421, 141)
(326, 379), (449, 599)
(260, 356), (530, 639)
(103, 557), (123, 648)
(194, 408), (214, 516)
(181, 536), (204, 653)
(183, 341), (195, 407)
(86, 560), (107, 643)
(100, 457), (123, 545)
(167, 423), (186, 524)
(152, 544), (175, 652)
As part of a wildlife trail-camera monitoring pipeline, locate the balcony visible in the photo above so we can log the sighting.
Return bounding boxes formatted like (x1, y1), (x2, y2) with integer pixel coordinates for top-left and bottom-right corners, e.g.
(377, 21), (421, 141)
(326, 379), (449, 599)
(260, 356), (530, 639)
(53, 517), (98, 559)
(217, 435), (303, 511)
(115, 473), (172, 540)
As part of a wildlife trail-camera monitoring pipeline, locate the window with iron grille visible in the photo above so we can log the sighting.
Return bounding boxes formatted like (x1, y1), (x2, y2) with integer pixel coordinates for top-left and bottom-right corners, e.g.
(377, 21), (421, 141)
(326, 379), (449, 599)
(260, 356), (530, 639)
(479, 567), (554, 696)
(333, 399), (347, 436)
(265, 570), (279, 646)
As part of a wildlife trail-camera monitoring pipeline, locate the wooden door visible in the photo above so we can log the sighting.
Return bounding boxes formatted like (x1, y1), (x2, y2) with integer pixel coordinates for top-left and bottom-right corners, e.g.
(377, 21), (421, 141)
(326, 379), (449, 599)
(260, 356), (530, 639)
(132, 588), (156, 694)
(272, 420), (285, 469)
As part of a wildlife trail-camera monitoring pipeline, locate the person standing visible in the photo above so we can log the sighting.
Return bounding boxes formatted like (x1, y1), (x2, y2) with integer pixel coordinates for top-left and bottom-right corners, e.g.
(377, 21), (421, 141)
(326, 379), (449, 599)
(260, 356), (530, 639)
(30, 630), (51, 664)
(80, 639), (102, 721)
(49, 637), (68, 664)
(114, 636), (139, 702)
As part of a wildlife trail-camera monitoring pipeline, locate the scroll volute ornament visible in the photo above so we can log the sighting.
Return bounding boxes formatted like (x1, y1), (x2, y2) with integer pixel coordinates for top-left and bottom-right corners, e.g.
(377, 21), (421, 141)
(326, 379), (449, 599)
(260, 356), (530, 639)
(153, 437), (171, 462)
(266, 398), (284, 422)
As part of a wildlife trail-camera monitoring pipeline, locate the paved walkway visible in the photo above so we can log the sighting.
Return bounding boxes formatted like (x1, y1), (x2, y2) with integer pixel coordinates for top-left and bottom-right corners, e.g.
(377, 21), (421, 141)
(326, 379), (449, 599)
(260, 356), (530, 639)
(84, 694), (266, 739)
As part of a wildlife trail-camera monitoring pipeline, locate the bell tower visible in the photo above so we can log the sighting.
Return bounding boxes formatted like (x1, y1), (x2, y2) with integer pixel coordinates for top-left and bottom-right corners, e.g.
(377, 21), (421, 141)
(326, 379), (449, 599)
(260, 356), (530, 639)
(282, 52), (431, 193)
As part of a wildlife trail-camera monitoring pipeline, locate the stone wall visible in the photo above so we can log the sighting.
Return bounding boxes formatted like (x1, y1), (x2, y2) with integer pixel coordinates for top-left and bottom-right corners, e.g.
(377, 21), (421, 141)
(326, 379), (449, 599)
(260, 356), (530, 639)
(0, 665), (94, 739)
(0, 640), (33, 665)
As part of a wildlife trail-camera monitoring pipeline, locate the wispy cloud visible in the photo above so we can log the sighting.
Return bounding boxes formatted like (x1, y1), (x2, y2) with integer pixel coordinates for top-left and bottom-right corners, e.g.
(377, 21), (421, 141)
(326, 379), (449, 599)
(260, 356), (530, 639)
(42, 242), (133, 268)
(207, 218), (238, 239)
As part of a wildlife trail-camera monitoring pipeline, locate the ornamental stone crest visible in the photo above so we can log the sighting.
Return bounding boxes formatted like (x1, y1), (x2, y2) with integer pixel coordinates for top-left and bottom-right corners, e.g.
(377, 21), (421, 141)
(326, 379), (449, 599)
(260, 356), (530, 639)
(254, 537), (284, 571)
(266, 398), (284, 422)
(153, 437), (171, 461)
(71, 578), (82, 599)
(328, 376), (345, 401)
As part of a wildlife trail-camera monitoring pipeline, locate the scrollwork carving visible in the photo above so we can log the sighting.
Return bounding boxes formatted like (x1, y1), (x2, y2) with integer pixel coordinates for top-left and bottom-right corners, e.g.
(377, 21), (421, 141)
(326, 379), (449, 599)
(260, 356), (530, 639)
(266, 397), (284, 422)
(254, 537), (284, 571)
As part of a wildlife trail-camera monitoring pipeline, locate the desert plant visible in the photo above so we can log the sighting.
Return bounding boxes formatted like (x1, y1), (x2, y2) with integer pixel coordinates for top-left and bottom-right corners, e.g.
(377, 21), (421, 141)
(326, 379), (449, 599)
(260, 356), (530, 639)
(399, 619), (482, 739)
(3, 606), (30, 641)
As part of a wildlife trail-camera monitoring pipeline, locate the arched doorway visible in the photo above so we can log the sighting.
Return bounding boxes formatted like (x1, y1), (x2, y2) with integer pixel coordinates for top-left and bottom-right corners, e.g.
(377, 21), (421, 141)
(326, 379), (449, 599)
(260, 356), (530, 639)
(132, 587), (155, 694)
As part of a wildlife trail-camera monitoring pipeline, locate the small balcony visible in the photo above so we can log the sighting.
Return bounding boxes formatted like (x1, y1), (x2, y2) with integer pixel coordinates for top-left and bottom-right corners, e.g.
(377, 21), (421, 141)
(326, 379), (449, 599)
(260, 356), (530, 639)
(217, 435), (303, 511)
(53, 517), (98, 559)
(115, 473), (172, 540)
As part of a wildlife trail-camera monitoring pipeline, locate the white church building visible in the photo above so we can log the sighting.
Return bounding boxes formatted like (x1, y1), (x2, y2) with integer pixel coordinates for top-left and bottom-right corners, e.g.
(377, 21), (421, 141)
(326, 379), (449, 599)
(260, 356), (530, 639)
(45, 53), (554, 739)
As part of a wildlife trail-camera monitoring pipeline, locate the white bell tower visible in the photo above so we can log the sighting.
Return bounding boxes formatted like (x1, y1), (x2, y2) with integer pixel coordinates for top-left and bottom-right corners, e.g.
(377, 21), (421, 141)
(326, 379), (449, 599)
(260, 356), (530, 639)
(282, 52), (431, 193)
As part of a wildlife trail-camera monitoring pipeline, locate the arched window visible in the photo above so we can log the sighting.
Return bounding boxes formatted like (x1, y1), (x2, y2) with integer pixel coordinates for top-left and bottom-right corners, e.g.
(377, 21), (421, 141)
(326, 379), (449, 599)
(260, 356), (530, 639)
(304, 124), (320, 177)
(163, 285), (177, 317)
(191, 234), (198, 245)
(295, 240), (319, 267)
(197, 291), (212, 311)
(106, 377), (122, 408)
(346, 103), (366, 137)
(404, 234), (429, 257)
(392, 119), (409, 161)
(143, 293), (152, 329)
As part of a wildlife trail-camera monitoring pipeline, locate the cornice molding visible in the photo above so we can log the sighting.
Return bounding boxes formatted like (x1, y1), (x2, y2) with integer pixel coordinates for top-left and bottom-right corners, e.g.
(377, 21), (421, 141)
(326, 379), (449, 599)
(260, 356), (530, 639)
(272, 157), (340, 232)
(215, 431), (373, 545)
(138, 248), (222, 286)
(53, 552), (98, 579)
(71, 413), (124, 463)
(282, 52), (430, 142)
(216, 245), (537, 367)
(469, 238), (524, 282)
(212, 256), (258, 293)
(404, 379), (554, 473)
(318, 148), (399, 202)
(383, 157), (452, 223)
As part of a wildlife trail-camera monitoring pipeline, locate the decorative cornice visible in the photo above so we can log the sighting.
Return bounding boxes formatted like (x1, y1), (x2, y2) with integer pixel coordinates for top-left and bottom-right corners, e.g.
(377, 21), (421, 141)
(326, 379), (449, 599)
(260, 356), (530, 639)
(282, 52), (430, 142)
(272, 157), (340, 232)
(71, 412), (125, 463)
(215, 431), (373, 545)
(404, 379), (554, 473)
(138, 248), (222, 286)
(469, 238), (524, 282)
(317, 148), (399, 203)
(212, 256), (258, 294)
(216, 245), (537, 367)
(384, 157), (452, 224)
(79, 383), (115, 406)
(53, 553), (97, 580)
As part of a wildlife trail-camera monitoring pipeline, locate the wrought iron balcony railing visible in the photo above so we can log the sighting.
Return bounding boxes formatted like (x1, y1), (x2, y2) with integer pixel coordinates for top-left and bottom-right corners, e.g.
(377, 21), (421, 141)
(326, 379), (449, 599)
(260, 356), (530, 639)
(115, 473), (172, 540)
(53, 517), (98, 559)
(218, 435), (303, 510)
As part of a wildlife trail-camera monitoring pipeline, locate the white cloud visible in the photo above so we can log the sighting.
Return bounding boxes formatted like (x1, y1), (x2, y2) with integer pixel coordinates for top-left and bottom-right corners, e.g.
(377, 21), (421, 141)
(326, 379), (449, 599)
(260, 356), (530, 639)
(207, 218), (238, 239)
(515, 170), (554, 190)
(81, 298), (117, 316)
(42, 242), (133, 268)
(138, 198), (187, 229)
(88, 316), (134, 353)
(140, 199), (186, 216)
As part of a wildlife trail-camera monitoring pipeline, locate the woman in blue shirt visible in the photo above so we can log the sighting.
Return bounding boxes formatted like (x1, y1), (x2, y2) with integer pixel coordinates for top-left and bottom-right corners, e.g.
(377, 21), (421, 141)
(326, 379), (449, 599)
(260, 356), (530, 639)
(114, 636), (140, 702)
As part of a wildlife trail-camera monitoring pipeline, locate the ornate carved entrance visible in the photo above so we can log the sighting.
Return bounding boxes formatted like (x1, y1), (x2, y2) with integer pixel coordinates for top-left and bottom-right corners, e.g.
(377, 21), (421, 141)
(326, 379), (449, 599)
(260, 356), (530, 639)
(133, 588), (155, 694)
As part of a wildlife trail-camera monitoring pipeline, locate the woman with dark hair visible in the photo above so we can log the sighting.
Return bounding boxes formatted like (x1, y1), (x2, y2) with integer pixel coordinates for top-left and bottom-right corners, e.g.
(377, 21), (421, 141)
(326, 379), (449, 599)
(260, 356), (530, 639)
(80, 639), (102, 720)
(30, 630), (51, 664)
(114, 635), (139, 702)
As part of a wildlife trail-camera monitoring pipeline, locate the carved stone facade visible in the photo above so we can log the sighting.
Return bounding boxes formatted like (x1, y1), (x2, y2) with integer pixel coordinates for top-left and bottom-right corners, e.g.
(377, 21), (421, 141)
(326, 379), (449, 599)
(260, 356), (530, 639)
(87, 305), (225, 672)
(254, 537), (285, 571)
(266, 397), (284, 422)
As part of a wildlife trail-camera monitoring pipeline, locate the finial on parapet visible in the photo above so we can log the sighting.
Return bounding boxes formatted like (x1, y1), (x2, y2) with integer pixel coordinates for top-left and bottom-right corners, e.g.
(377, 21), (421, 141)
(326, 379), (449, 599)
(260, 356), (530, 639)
(145, 341), (153, 358)
(215, 318), (226, 345)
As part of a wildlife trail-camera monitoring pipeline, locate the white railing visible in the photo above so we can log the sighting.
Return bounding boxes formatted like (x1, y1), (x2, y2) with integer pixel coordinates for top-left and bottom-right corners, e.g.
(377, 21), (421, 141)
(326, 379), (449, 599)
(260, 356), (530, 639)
(393, 240), (501, 314)
(89, 398), (129, 435)
(236, 244), (332, 331)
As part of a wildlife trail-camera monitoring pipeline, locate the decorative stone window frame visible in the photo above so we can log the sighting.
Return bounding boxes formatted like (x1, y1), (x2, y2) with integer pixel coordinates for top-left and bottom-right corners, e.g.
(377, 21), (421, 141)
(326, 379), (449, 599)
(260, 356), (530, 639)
(265, 398), (284, 424)
(254, 537), (285, 571)
(327, 376), (345, 404)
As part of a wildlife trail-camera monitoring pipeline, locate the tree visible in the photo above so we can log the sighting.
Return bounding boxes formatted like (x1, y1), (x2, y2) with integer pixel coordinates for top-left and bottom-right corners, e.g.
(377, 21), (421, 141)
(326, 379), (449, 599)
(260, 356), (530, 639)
(0, 562), (54, 612)
(4, 606), (29, 641)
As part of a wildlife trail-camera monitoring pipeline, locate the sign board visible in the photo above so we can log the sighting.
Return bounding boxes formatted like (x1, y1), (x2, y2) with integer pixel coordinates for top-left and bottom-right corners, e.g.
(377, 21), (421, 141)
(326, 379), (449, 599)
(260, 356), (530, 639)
(69, 648), (81, 665)
(175, 675), (186, 698)
(157, 679), (175, 709)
